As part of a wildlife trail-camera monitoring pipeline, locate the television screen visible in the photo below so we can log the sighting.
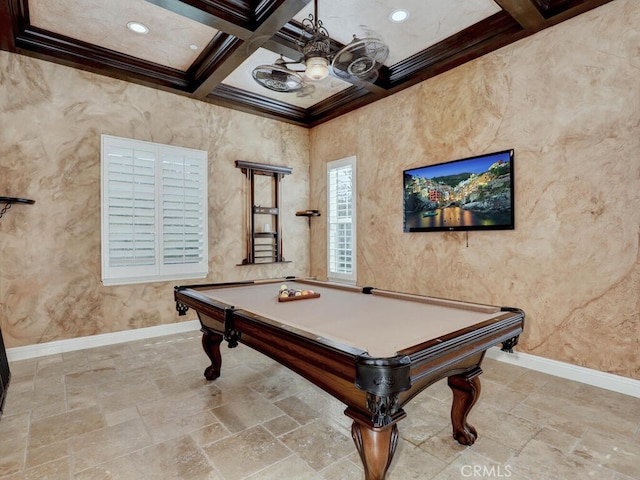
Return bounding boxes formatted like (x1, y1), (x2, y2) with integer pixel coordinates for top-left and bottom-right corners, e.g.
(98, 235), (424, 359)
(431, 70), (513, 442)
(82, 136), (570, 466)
(403, 149), (514, 232)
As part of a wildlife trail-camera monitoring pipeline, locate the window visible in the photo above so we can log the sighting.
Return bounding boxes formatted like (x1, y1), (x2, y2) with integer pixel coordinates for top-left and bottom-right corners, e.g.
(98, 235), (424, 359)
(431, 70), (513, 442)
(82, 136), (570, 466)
(101, 135), (208, 285)
(327, 156), (356, 283)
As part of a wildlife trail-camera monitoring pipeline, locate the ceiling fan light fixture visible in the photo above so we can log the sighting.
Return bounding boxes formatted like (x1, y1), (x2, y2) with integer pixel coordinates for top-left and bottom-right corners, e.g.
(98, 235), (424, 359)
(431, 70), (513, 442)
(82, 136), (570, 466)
(305, 56), (330, 81)
(300, 7), (331, 82)
(250, 0), (389, 92)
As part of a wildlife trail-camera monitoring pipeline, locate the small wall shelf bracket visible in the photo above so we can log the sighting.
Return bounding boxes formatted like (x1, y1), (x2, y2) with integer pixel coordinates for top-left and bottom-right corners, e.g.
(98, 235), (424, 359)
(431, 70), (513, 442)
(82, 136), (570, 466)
(0, 197), (35, 220)
(296, 210), (321, 227)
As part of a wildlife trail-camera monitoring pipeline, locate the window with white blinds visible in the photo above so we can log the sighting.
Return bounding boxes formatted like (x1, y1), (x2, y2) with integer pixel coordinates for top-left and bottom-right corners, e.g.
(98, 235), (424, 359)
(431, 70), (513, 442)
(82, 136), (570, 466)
(327, 156), (356, 284)
(101, 135), (208, 285)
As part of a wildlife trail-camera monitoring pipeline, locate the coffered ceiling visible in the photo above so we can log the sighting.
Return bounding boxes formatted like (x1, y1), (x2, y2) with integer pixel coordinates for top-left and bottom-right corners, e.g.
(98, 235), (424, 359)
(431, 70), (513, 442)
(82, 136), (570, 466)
(0, 0), (615, 127)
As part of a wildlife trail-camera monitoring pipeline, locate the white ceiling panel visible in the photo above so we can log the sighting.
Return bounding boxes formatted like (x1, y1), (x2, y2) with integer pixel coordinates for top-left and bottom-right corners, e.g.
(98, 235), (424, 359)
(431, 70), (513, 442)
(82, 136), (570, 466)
(292, 0), (502, 66)
(29, 0), (218, 71)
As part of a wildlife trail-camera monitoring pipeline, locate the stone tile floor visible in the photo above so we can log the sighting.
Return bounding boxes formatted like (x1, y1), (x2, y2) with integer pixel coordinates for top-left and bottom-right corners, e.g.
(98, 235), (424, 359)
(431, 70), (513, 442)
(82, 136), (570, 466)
(0, 331), (639, 479)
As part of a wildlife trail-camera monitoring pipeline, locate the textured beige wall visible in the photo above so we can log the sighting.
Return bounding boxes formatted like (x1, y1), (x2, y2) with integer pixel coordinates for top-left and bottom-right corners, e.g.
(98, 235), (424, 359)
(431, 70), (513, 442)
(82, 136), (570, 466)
(309, 0), (640, 379)
(0, 52), (310, 348)
(1, 1), (638, 381)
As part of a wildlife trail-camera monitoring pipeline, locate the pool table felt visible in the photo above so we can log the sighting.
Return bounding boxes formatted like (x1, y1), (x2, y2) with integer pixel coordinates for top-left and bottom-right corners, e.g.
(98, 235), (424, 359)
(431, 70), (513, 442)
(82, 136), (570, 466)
(198, 281), (504, 357)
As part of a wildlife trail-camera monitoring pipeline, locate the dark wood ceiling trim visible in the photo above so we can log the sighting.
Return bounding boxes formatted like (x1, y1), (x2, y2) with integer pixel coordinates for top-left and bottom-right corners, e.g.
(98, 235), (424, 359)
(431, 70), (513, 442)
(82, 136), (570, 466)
(190, 38), (248, 97)
(261, 38), (301, 63)
(497, 0), (615, 28)
(263, 21), (307, 62)
(207, 83), (308, 126)
(191, 0), (310, 98)
(16, 27), (191, 90)
(531, 0), (582, 18)
(143, 0), (253, 39)
(0, 0), (26, 51)
(189, 33), (242, 84)
(388, 12), (523, 88)
(150, 0), (254, 28)
(493, 0), (546, 31)
(340, 71), (389, 96)
(306, 87), (374, 126)
(309, 87), (370, 116)
(193, 0), (252, 20)
(532, 0), (616, 24)
(253, 0), (300, 26)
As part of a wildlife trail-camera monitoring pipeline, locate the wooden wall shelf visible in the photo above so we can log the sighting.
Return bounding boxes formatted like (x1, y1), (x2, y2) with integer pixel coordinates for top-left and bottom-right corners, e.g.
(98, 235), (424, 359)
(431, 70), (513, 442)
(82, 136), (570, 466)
(295, 209), (320, 217)
(296, 209), (320, 227)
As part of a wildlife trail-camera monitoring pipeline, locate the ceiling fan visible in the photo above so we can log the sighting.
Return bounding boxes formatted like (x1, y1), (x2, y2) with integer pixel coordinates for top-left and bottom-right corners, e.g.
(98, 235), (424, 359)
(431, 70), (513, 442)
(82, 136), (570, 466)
(251, 0), (389, 93)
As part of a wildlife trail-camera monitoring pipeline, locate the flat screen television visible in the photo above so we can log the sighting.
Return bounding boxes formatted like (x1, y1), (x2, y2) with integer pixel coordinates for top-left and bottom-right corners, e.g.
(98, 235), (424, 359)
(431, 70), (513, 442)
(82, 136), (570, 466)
(403, 149), (514, 232)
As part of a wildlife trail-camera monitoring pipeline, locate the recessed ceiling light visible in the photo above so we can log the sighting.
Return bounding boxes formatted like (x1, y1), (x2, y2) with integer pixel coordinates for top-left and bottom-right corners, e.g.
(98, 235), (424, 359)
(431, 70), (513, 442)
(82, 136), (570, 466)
(390, 9), (409, 23)
(189, 44), (199, 50)
(127, 21), (149, 34)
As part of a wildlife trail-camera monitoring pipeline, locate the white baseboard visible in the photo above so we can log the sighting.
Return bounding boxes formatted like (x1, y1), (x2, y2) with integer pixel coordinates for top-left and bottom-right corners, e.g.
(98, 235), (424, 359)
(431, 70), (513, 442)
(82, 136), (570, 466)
(7, 323), (639, 398)
(486, 347), (640, 398)
(6, 320), (200, 362)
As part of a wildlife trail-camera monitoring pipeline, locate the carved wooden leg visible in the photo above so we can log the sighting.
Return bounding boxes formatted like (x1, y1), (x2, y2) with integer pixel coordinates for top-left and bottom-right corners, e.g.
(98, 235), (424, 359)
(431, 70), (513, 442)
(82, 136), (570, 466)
(351, 420), (399, 480)
(201, 330), (223, 380)
(447, 367), (482, 445)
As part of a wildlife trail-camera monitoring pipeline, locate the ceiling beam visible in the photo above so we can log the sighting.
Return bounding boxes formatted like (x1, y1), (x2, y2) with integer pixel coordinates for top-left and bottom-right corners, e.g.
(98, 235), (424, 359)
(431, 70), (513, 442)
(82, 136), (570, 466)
(16, 26), (192, 90)
(150, 0), (311, 99)
(388, 12), (521, 86)
(207, 83), (308, 126)
(261, 21), (306, 62)
(0, 0), (24, 51)
(143, 0), (253, 39)
(261, 37), (300, 62)
(307, 86), (374, 126)
(534, 0), (617, 27)
(493, 0), (546, 32)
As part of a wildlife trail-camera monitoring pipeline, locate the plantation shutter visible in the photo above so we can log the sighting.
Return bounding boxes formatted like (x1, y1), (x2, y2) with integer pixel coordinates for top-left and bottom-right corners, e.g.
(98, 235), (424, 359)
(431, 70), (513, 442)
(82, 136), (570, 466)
(101, 135), (208, 285)
(161, 147), (207, 273)
(327, 157), (356, 283)
(103, 139), (157, 279)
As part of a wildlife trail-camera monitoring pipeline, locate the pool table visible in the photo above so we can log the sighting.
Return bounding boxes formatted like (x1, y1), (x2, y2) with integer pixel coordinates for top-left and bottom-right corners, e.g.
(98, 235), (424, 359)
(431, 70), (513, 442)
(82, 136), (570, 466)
(174, 278), (524, 480)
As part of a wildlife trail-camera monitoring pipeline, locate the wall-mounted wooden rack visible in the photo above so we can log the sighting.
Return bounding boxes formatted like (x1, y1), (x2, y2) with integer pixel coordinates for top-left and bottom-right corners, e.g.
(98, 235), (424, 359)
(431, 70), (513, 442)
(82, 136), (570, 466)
(236, 161), (292, 265)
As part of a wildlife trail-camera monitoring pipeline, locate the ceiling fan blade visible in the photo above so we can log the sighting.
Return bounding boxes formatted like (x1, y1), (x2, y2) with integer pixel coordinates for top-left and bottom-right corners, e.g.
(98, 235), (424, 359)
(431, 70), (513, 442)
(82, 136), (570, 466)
(331, 38), (389, 79)
(251, 64), (304, 92)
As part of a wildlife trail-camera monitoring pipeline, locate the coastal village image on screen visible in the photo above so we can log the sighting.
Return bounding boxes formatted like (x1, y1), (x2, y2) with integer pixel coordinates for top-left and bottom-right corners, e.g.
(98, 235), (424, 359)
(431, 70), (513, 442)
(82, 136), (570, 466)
(403, 150), (513, 231)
